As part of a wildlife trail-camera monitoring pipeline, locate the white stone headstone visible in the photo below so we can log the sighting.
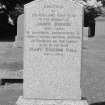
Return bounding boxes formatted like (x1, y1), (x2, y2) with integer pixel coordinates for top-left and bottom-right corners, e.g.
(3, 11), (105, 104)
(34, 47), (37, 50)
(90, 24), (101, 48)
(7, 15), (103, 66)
(95, 16), (105, 39)
(83, 27), (88, 40)
(13, 14), (24, 47)
(17, 0), (88, 105)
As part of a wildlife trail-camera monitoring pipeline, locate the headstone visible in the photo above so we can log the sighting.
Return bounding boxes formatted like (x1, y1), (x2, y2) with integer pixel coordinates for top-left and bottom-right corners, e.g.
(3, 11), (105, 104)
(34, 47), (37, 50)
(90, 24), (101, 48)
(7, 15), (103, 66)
(83, 27), (88, 40)
(95, 16), (105, 38)
(17, 0), (88, 105)
(13, 14), (24, 47)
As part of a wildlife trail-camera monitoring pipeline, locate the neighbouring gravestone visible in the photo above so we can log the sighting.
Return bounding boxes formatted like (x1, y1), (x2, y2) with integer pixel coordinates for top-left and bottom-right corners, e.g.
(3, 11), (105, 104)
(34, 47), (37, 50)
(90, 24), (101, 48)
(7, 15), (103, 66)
(83, 27), (88, 40)
(13, 14), (24, 48)
(16, 0), (88, 105)
(95, 16), (105, 38)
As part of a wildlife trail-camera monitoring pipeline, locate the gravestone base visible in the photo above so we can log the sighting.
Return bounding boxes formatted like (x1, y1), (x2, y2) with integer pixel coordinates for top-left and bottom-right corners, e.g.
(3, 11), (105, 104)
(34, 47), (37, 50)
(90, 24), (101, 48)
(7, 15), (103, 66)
(16, 96), (88, 105)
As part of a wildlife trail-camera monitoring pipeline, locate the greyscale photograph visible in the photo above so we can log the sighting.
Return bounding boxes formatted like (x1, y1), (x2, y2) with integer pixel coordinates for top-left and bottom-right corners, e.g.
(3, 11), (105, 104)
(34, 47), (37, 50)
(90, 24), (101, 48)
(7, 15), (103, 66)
(0, 0), (105, 105)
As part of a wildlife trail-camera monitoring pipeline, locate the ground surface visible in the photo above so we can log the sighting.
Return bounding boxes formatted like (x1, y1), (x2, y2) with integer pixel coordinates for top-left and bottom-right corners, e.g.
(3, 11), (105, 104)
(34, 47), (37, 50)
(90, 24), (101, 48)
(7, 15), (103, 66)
(0, 84), (22, 105)
(0, 34), (105, 105)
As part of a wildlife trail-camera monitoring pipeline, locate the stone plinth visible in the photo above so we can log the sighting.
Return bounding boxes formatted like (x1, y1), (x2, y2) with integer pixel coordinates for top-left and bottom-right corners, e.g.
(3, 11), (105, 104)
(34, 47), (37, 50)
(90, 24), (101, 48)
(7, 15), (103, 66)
(16, 96), (88, 105)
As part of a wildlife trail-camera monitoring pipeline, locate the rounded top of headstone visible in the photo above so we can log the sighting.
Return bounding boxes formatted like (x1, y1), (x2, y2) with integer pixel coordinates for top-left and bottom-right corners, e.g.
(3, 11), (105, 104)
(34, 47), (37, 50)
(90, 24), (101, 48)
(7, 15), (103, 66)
(24, 0), (83, 9)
